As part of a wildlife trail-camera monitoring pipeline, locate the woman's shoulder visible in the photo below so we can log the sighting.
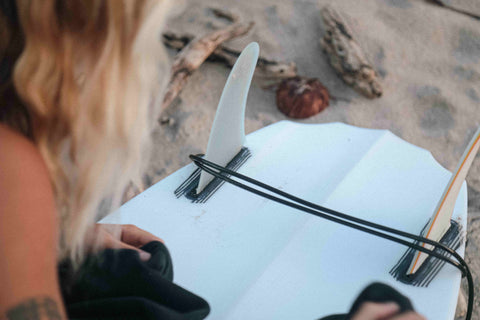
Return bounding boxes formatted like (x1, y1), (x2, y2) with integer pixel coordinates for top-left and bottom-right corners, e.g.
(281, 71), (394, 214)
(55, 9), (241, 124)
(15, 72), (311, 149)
(0, 123), (38, 157)
(0, 126), (65, 318)
(0, 123), (54, 209)
(0, 123), (47, 174)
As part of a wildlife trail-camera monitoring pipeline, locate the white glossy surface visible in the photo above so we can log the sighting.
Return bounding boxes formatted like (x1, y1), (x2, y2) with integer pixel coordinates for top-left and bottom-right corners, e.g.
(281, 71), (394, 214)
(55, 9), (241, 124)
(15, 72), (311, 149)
(101, 121), (467, 320)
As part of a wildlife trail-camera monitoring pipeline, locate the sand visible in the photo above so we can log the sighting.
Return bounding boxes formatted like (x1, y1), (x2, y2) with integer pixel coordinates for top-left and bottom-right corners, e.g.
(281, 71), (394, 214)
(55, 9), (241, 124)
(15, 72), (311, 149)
(144, 0), (480, 318)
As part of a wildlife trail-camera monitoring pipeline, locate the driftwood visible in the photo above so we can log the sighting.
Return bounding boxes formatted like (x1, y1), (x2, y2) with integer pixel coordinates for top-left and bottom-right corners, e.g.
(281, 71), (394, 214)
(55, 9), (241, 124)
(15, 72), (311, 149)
(320, 5), (382, 99)
(209, 8), (240, 23)
(160, 16), (254, 114)
(162, 32), (297, 88)
(427, 0), (480, 21)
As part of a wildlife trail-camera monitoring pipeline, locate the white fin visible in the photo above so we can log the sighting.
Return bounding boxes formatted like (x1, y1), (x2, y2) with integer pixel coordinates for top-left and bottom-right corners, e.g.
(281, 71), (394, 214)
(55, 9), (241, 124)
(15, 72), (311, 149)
(196, 42), (259, 193)
(408, 126), (480, 274)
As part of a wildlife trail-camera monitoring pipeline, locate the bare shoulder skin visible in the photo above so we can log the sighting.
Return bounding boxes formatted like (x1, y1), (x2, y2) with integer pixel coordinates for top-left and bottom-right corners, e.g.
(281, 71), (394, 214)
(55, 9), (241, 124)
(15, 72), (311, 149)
(0, 124), (66, 319)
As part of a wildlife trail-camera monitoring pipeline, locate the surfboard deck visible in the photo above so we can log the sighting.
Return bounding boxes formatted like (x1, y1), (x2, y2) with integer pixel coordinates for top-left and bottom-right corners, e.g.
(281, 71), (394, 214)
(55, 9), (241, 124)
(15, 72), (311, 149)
(101, 121), (467, 320)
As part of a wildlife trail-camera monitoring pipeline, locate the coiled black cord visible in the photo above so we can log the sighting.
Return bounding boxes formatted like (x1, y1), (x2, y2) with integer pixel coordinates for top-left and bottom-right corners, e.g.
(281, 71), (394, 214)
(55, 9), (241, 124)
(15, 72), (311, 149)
(190, 154), (474, 320)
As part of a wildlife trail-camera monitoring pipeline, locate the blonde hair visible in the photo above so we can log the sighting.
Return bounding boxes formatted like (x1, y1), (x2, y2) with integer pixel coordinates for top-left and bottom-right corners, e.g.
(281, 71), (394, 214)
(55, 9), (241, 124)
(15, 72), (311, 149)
(2, 0), (171, 264)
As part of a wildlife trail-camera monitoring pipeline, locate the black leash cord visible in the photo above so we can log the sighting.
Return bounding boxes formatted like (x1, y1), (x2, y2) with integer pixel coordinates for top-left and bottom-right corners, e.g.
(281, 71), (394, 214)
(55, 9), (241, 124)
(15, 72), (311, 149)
(189, 155), (474, 320)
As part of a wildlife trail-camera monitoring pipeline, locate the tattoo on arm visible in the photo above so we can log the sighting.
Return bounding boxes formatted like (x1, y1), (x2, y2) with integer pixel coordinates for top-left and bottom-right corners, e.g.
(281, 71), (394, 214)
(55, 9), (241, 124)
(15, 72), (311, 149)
(5, 297), (62, 320)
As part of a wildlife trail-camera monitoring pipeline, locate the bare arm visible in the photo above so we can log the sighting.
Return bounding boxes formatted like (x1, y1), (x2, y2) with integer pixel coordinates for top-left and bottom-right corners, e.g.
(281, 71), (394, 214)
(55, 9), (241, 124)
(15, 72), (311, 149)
(0, 124), (67, 319)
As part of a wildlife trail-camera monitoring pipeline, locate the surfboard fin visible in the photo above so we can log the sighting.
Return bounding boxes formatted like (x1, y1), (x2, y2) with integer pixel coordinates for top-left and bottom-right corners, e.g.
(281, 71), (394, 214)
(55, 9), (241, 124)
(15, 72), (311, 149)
(175, 42), (259, 202)
(391, 126), (480, 286)
(390, 219), (463, 287)
(174, 147), (251, 203)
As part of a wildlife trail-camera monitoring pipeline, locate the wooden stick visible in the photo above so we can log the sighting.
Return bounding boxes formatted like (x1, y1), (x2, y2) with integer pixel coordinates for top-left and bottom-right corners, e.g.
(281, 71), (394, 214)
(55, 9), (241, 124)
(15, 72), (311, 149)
(320, 5), (382, 99)
(426, 0), (480, 21)
(160, 21), (254, 113)
(210, 8), (240, 23)
(162, 32), (297, 87)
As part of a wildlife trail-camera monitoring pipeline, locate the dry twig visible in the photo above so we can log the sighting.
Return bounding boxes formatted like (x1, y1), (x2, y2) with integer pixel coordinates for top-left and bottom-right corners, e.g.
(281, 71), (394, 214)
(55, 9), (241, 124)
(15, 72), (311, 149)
(163, 32), (297, 88)
(160, 17), (254, 114)
(210, 8), (240, 23)
(426, 0), (480, 21)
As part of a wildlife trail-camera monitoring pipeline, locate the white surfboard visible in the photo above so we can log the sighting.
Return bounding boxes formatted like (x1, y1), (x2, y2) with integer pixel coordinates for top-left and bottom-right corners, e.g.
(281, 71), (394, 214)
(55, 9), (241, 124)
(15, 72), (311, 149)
(100, 44), (469, 320)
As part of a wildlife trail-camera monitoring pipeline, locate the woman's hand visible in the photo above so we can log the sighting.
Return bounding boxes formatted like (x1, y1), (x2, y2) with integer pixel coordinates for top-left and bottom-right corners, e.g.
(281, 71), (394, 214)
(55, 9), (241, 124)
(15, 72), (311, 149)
(351, 302), (426, 320)
(90, 224), (164, 262)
